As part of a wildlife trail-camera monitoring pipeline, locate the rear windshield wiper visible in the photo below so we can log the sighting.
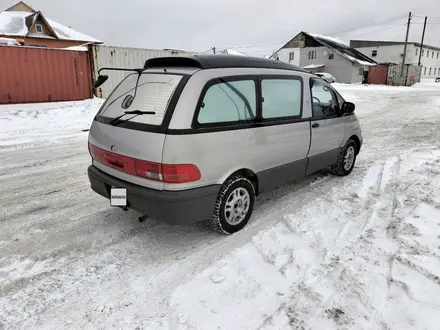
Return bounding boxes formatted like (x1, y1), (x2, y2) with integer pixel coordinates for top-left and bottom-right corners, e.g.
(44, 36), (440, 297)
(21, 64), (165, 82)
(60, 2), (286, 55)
(109, 110), (156, 126)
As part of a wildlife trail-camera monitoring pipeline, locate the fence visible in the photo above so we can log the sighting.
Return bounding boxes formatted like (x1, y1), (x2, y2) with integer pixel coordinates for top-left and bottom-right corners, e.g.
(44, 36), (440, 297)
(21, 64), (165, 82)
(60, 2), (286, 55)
(0, 46), (92, 104)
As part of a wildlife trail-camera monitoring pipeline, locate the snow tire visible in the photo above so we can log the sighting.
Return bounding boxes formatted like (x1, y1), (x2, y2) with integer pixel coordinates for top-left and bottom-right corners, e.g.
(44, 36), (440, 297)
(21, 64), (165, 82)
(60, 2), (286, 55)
(330, 139), (357, 176)
(211, 176), (255, 235)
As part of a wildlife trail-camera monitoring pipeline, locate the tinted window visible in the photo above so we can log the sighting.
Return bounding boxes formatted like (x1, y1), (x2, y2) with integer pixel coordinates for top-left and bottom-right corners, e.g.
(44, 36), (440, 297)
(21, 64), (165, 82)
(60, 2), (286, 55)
(261, 79), (302, 119)
(197, 79), (256, 124)
(310, 79), (339, 118)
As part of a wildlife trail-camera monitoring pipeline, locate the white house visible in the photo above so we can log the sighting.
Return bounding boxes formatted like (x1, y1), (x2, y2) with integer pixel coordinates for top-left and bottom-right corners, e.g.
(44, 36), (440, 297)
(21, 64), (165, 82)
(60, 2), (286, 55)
(350, 40), (440, 79)
(270, 31), (377, 84)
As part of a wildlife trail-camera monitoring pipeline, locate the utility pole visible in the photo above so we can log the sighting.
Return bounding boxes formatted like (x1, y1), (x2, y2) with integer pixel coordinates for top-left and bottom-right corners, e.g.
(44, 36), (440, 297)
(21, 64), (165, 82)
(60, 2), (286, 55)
(418, 16), (427, 66)
(212, 47), (216, 54)
(401, 11), (412, 77)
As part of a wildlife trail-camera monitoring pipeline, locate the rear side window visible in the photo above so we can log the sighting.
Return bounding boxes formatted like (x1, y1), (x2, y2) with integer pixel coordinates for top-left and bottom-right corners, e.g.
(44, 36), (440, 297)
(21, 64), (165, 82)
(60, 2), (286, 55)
(261, 79), (302, 119)
(98, 73), (182, 126)
(197, 79), (256, 124)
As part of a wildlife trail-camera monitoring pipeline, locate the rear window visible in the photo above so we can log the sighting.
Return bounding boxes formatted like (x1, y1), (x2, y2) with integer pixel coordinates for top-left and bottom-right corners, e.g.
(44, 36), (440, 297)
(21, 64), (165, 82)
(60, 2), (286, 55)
(98, 73), (182, 126)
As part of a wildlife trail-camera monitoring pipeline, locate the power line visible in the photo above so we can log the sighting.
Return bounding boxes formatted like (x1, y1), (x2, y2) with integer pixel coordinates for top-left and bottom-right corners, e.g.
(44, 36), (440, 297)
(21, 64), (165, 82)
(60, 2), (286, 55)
(329, 14), (407, 35)
(344, 23), (405, 38)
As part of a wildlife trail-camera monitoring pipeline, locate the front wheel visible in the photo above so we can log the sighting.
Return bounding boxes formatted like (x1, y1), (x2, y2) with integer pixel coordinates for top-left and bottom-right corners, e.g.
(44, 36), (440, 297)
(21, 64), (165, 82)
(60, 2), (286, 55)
(211, 176), (255, 234)
(330, 139), (357, 176)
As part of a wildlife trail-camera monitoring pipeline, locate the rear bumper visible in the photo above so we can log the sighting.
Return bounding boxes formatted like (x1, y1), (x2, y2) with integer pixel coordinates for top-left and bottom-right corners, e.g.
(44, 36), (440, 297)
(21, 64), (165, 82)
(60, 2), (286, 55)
(88, 165), (220, 225)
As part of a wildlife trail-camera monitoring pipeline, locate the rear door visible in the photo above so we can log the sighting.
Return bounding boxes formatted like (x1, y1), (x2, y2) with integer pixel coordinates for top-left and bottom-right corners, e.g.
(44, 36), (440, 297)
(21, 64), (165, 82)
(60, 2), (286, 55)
(307, 77), (346, 175)
(88, 72), (185, 190)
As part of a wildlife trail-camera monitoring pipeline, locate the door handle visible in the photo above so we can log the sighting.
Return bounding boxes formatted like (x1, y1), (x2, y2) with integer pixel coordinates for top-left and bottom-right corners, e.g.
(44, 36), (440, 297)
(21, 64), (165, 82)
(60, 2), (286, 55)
(312, 122), (320, 128)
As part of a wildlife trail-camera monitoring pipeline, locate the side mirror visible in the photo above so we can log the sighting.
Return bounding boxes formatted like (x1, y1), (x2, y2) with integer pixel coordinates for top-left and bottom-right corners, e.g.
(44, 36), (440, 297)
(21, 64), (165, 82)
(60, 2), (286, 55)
(93, 75), (109, 89)
(342, 101), (355, 114)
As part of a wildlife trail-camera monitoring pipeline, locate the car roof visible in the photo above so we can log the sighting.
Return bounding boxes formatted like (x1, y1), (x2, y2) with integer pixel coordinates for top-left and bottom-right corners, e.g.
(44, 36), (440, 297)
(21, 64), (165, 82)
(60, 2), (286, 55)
(144, 54), (306, 72)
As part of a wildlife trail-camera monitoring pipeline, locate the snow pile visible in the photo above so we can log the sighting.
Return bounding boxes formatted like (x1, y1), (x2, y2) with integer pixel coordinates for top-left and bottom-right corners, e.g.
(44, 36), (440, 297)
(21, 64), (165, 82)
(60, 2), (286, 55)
(62, 45), (88, 52)
(303, 64), (325, 69)
(170, 148), (440, 329)
(0, 36), (20, 46)
(0, 98), (103, 146)
(217, 49), (246, 56)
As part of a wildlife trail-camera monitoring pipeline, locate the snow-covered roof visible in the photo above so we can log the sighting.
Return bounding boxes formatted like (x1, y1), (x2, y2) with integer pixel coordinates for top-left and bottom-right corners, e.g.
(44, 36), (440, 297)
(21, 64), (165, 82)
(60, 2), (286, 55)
(303, 64), (325, 69)
(0, 10), (101, 43)
(304, 32), (376, 66)
(217, 48), (246, 56)
(308, 33), (349, 48)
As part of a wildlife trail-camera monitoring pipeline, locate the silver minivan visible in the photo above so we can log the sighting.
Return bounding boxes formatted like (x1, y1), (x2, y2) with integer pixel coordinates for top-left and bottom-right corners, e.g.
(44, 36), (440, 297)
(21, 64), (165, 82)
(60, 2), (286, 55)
(88, 55), (363, 234)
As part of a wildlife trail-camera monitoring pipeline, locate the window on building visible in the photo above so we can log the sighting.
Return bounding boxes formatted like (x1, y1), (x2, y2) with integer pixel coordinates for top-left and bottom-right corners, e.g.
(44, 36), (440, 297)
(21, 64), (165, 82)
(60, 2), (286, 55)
(432, 51), (435, 59)
(289, 52), (294, 61)
(415, 48), (418, 56)
(427, 50), (430, 57)
(372, 50), (377, 57)
(424, 67), (427, 75)
(328, 53), (334, 60)
(435, 68), (437, 75)
(358, 67), (364, 75)
(422, 49), (424, 57)
(437, 52), (439, 59)
(429, 67), (432, 75)
(35, 24), (44, 34)
(261, 79), (302, 119)
(197, 79), (256, 124)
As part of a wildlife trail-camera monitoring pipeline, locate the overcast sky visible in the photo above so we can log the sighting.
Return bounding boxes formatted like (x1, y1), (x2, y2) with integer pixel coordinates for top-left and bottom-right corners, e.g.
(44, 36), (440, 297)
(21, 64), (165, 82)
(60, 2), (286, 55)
(2, 0), (439, 55)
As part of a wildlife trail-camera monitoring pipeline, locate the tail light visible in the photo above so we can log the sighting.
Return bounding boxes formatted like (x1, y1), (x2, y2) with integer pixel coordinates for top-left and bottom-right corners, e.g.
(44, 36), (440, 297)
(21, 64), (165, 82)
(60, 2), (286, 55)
(88, 143), (200, 184)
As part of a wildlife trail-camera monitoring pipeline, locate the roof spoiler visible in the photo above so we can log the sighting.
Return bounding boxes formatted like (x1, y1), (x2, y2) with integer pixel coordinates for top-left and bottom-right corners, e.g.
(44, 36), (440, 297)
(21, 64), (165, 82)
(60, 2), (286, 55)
(144, 56), (203, 69)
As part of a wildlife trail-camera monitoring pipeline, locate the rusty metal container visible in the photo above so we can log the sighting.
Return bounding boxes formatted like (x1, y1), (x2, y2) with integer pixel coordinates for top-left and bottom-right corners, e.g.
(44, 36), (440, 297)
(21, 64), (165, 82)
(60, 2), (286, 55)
(0, 45), (92, 104)
(368, 65), (388, 85)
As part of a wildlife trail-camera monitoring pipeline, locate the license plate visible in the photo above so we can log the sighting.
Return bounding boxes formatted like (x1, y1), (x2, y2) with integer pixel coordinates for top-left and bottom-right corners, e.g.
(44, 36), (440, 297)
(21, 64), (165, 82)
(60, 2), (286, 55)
(110, 188), (127, 207)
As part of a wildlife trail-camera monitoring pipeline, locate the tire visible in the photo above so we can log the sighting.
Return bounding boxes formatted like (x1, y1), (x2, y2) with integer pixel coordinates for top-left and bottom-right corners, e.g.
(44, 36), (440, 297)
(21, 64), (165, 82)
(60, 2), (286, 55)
(211, 176), (256, 234)
(330, 139), (357, 176)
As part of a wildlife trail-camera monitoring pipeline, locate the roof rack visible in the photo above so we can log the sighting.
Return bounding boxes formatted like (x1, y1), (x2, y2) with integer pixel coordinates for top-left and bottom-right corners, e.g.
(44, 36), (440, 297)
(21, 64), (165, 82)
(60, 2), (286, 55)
(144, 54), (305, 72)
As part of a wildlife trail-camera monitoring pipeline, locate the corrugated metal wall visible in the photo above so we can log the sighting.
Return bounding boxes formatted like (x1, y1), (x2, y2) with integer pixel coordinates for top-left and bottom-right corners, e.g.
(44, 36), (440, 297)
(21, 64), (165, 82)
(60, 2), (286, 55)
(90, 45), (193, 98)
(0, 46), (92, 104)
(368, 65), (388, 85)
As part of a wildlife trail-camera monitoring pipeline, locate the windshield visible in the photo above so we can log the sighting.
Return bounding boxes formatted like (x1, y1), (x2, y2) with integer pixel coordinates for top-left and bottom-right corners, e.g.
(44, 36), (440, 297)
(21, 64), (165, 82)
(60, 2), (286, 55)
(98, 73), (183, 126)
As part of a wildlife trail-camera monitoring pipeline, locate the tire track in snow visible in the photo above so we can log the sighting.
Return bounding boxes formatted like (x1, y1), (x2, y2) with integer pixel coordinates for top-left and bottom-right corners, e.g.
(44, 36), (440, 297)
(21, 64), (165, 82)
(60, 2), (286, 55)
(257, 158), (403, 329)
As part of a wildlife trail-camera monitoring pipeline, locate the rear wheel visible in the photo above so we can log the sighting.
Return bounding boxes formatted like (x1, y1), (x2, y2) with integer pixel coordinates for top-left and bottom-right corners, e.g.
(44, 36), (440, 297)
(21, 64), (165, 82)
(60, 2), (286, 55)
(211, 176), (255, 234)
(330, 139), (357, 176)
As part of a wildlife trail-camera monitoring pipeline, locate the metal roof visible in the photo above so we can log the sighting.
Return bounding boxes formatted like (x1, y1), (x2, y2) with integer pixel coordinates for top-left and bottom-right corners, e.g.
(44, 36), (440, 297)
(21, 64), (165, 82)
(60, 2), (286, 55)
(144, 54), (305, 72)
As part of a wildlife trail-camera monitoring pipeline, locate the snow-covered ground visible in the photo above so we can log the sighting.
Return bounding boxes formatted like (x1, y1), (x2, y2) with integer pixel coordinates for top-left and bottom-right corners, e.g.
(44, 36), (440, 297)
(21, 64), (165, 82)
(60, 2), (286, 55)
(0, 82), (439, 329)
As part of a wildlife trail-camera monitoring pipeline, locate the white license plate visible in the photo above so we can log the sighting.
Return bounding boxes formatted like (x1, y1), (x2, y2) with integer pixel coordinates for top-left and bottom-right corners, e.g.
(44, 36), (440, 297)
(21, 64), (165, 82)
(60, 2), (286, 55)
(110, 188), (127, 206)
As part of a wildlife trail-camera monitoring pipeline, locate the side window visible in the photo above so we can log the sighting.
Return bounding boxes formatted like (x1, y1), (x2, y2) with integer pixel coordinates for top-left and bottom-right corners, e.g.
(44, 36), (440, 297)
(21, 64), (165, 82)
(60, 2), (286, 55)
(197, 79), (256, 124)
(310, 79), (339, 118)
(261, 78), (302, 119)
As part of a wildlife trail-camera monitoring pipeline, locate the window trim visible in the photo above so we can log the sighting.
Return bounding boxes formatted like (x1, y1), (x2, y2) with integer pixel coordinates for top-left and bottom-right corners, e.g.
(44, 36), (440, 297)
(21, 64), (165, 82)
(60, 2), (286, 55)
(309, 77), (343, 120)
(191, 75), (258, 129)
(35, 24), (44, 33)
(258, 75), (304, 123)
